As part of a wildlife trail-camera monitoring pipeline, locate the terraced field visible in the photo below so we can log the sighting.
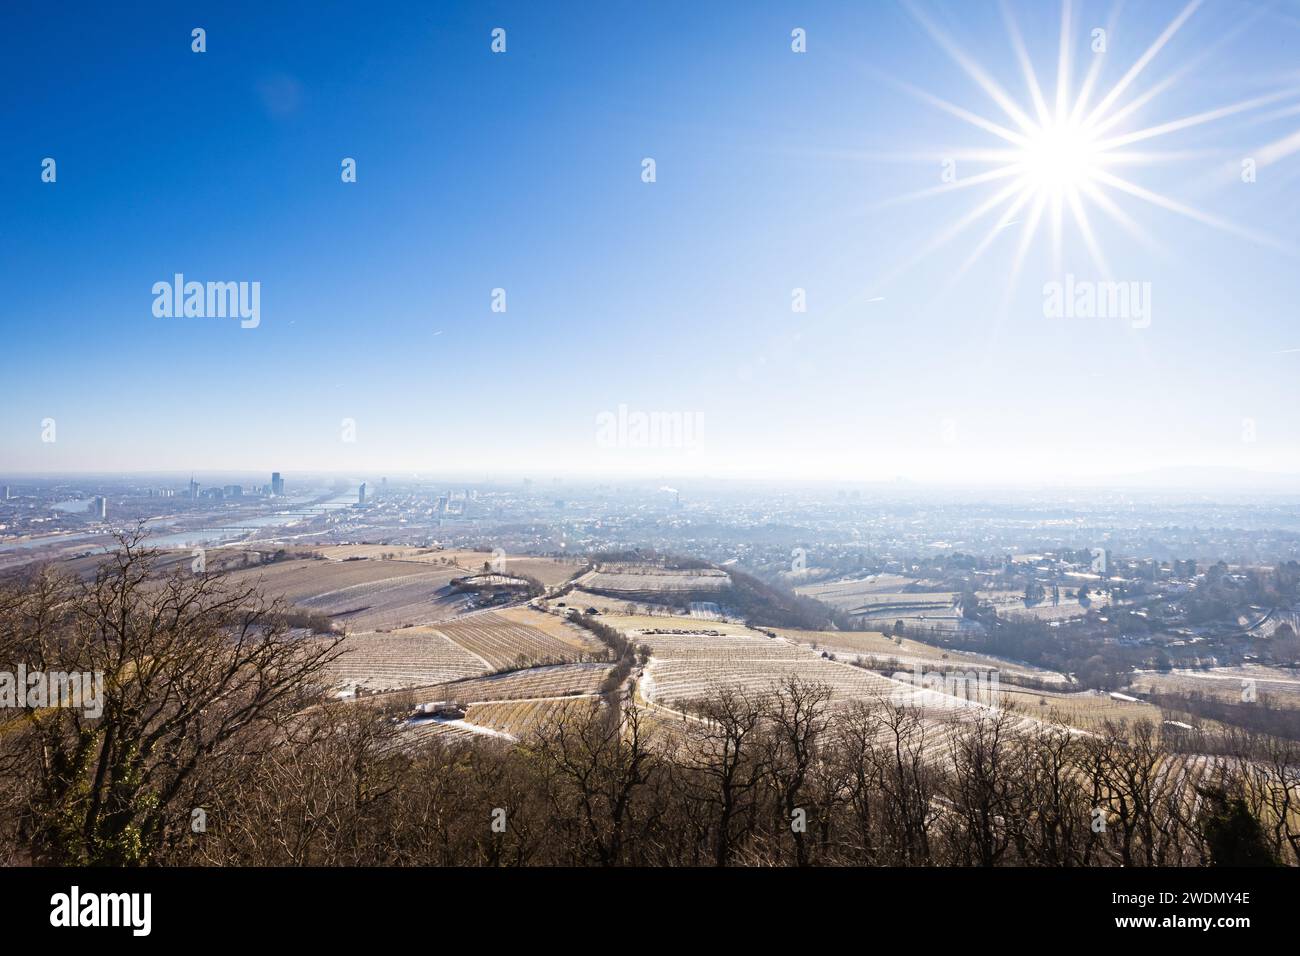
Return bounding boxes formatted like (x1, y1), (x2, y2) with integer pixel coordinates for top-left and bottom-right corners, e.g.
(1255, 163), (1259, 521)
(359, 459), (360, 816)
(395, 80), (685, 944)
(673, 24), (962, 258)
(441, 552), (586, 588)
(1003, 596), (1109, 622)
(433, 662), (611, 703)
(577, 566), (731, 592)
(856, 591), (959, 609)
(317, 545), (448, 562)
(496, 605), (602, 643)
(795, 576), (951, 610)
(318, 546), (585, 587)
(636, 631), (809, 661)
(1127, 665), (1300, 706)
(230, 558), (468, 630)
(327, 628), (488, 692)
(643, 657), (905, 710)
(628, 617), (1050, 727)
(465, 696), (600, 737)
(564, 593), (714, 616)
(998, 687), (1159, 726)
(794, 577), (999, 635)
(616, 616), (761, 638)
(434, 609), (603, 670)
(794, 574), (907, 602)
(775, 628), (1072, 685)
(401, 717), (507, 747)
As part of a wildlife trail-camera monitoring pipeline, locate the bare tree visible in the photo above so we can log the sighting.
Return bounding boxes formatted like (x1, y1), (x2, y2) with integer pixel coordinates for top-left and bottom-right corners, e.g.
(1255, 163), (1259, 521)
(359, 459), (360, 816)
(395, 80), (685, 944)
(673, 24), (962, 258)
(0, 530), (343, 865)
(763, 676), (832, 865)
(679, 688), (771, 866)
(530, 696), (658, 865)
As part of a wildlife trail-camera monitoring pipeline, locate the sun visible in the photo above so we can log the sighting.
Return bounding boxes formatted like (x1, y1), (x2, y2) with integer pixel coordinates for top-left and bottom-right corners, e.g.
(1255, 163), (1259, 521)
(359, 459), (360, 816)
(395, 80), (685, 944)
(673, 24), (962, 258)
(1019, 117), (1101, 195)
(867, 0), (1294, 293)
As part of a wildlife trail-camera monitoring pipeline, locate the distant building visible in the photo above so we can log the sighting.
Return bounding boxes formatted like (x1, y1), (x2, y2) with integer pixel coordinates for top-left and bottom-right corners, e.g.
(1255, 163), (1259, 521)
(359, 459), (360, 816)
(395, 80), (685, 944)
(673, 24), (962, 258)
(271, 472), (284, 496)
(358, 482), (367, 506)
(90, 496), (107, 519)
(223, 485), (243, 498)
(1, 485), (9, 500)
(188, 477), (199, 499)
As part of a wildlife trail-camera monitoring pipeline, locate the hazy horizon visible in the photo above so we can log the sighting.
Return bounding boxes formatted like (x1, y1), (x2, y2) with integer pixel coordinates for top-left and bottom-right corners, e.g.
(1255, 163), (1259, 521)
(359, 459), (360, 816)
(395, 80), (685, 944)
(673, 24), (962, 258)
(8, 463), (1300, 497)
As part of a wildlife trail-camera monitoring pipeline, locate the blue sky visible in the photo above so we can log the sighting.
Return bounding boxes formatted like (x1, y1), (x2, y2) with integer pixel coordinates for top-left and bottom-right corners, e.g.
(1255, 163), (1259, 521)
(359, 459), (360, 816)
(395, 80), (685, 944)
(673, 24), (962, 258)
(4, 0), (1300, 483)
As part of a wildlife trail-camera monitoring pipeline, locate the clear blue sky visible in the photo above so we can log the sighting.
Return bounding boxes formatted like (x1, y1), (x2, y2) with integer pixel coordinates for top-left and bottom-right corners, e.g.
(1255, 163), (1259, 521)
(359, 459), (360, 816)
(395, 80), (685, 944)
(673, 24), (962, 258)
(4, 0), (1300, 483)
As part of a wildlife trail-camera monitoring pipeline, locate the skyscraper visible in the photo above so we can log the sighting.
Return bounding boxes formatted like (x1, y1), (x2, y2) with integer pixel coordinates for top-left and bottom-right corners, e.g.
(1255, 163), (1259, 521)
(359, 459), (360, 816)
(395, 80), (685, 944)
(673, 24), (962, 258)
(358, 482), (367, 506)
(271, 472), (284, 496)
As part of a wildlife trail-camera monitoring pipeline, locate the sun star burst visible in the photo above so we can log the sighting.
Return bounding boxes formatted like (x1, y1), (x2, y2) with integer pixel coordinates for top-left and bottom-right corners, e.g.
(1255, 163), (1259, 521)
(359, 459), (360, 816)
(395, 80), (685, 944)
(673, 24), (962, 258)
(876, 0), (1300, 292)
